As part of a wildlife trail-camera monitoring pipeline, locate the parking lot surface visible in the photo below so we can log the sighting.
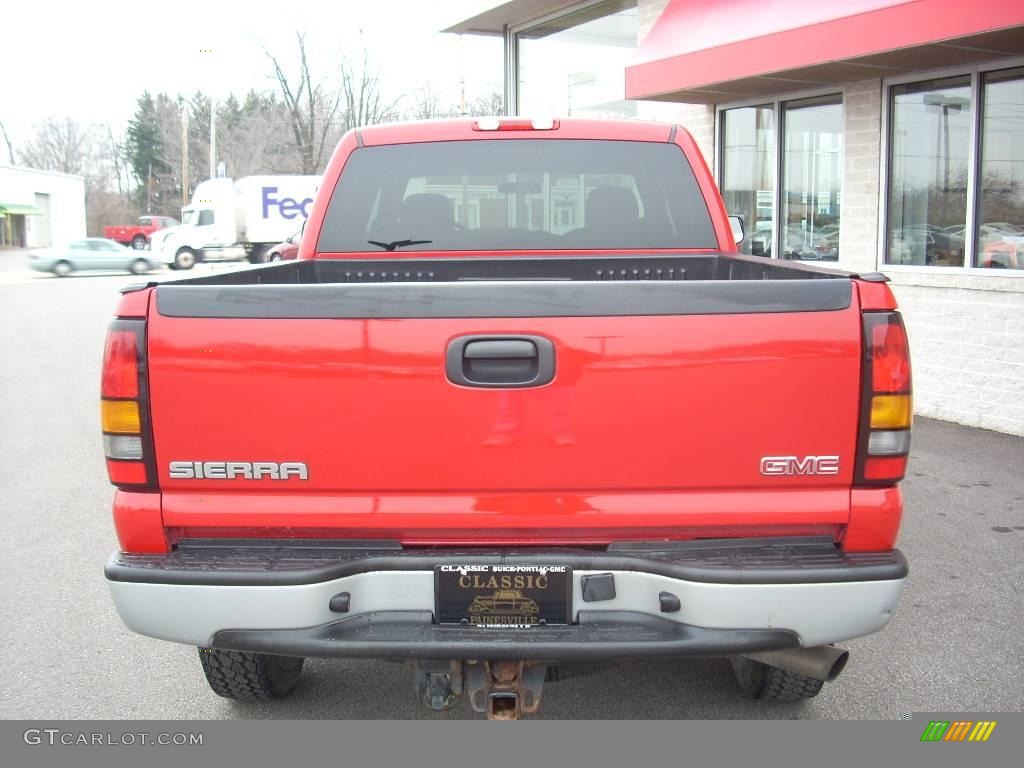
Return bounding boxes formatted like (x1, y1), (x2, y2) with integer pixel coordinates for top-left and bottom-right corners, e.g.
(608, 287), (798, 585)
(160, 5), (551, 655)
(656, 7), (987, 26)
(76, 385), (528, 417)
(1, 250), (1021, 719)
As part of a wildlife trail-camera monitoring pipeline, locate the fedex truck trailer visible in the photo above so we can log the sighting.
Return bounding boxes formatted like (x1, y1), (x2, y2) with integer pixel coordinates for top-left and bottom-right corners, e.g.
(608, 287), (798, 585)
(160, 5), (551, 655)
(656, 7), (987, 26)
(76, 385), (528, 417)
(149, 176), (320, 270)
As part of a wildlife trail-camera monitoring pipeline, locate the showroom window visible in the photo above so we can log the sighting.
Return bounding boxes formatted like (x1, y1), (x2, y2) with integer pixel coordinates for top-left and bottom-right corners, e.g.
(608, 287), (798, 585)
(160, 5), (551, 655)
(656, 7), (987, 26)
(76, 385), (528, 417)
(513, 0), (637, 118)
(976, 67), (1024, 270)
(720, 105), (775, 256)
(782, 96), (843, 262)
(885, 76), (971, 267)
(719, 94), (842, 260)
(884, 62), (1024, 271)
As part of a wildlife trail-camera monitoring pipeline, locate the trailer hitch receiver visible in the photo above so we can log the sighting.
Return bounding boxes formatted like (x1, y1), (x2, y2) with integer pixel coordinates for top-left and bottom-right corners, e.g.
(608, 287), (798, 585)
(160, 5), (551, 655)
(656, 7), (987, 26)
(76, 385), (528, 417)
(466, 661), (547, 720)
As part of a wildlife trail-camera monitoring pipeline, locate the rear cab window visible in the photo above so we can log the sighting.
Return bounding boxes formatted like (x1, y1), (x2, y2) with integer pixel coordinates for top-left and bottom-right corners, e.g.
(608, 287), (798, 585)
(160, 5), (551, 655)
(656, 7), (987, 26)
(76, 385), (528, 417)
(318, 140), (718, 252)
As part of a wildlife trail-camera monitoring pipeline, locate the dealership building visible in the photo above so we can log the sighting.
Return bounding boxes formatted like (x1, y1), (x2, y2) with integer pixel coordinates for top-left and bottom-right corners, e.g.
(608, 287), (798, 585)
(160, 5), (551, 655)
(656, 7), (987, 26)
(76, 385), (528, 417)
(445, 0), (1024, 435)
(0, 164), (86, 249)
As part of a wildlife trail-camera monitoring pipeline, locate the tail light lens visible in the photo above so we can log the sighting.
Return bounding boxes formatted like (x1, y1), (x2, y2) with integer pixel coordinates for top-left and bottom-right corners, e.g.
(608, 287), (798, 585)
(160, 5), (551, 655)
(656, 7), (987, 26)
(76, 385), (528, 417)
(101, 320), (156, 489)
(856, 312), (912, 485)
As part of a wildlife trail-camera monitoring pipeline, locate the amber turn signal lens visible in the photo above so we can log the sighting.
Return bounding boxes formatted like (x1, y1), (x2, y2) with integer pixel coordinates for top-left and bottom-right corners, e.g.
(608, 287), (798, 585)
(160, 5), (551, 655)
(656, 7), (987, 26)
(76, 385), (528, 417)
(101, 399), (141, 434)
(870, 394), (912, 429)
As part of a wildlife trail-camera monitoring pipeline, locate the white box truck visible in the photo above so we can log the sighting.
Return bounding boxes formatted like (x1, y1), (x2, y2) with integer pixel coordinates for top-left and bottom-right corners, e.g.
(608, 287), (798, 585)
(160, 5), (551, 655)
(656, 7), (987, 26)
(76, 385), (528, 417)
(150, 176), (320, 270)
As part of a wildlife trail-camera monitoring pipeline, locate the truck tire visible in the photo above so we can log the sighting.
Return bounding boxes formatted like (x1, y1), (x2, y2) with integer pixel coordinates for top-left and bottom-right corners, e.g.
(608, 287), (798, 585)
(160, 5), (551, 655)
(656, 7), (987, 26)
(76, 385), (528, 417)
(131, 235), (147, 250)
(174, 248), (197, 270)
(248, 247), (270, 264)
(729, 657), (824, 702)
(198, 648), (304, 701)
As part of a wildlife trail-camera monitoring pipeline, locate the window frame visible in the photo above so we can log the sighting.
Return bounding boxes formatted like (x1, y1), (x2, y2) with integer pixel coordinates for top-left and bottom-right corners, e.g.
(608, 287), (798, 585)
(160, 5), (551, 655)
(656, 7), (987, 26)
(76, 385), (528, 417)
(715, 87), (844, 262)
(508, 0), (638, 119)
(879, 56), (1024, 277)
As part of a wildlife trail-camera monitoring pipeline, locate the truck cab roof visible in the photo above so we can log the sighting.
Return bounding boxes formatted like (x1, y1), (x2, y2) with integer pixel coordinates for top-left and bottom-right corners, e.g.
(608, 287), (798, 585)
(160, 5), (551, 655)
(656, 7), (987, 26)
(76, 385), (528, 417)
(356, 117), (677, 146)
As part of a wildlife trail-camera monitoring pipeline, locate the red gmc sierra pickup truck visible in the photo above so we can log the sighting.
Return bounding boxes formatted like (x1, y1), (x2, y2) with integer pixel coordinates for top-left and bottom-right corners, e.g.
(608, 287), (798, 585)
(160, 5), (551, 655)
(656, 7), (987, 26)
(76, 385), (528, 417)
(104, 215), (178, 250)
(102, 117), (911, 719)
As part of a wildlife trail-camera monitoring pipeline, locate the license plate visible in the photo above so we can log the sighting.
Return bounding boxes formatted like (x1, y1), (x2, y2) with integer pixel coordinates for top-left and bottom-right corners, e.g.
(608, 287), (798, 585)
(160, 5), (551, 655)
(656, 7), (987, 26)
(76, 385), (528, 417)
(435, 565), (572, 627)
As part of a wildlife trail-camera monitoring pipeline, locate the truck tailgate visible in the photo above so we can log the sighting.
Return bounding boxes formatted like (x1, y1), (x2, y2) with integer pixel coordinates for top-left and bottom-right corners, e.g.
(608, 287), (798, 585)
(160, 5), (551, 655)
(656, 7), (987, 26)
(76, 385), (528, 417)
(145, 276), (862, 541)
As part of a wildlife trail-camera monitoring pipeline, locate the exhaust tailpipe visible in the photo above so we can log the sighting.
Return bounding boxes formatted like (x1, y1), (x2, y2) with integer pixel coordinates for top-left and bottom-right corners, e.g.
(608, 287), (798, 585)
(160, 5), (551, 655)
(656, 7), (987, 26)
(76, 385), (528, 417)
(743, 646), (849, 682)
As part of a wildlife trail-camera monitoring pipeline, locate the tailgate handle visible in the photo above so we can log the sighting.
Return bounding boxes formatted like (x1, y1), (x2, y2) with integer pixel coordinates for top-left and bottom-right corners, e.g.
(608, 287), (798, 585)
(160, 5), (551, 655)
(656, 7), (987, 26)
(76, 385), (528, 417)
(446, 335), (555, 388)
(464, 340), (536, 359)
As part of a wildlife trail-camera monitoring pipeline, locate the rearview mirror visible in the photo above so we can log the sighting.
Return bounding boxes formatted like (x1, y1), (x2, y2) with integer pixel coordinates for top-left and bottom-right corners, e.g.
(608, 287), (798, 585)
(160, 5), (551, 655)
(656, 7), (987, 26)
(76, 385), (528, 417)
(728, 215), (745, 245)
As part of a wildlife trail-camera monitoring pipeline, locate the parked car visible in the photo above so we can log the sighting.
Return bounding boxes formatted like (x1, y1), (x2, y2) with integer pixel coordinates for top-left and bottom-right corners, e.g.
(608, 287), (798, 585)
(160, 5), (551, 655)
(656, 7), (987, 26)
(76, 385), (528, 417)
(979, 239), (1022, 269)
(748, 223), (838, 260)
(901, 225), (963, 264)
(781, 227), (837, 261)
(984, 221), (1024, 236)
(889, 228), (964, 266)
(29, 238), (158, 277)
(103, 117), (911, 719)
(104, 216), (178, 250)
(267, 230), (302, 261)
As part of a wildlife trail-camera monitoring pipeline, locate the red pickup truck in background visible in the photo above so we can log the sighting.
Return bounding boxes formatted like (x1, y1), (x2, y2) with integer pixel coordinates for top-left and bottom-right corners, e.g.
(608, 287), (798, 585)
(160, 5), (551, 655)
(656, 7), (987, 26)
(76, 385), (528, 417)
(103, 215), (178, 250)
(101, 118), (911, 719)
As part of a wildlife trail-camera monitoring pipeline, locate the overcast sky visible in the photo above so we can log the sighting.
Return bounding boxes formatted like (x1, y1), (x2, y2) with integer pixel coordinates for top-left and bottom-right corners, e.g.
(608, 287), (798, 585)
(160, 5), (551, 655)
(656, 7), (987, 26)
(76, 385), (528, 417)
(1, 0), (503, 145)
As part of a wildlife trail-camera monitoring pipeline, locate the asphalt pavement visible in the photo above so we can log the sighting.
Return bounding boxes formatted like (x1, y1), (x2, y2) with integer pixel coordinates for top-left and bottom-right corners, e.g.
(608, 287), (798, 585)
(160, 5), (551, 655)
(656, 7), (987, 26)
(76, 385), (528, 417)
(1, 248), (1022, 719)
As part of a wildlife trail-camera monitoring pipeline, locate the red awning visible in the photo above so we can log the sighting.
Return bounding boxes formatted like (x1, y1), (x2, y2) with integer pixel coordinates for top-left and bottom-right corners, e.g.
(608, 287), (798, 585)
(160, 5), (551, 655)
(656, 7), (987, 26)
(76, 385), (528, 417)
(627, 0), (1024, 103)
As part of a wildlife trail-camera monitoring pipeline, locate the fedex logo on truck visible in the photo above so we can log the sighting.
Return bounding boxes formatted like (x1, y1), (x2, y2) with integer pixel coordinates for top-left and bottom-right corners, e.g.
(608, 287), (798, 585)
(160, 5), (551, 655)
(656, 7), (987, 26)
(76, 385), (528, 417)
(262, 187), (314, 220)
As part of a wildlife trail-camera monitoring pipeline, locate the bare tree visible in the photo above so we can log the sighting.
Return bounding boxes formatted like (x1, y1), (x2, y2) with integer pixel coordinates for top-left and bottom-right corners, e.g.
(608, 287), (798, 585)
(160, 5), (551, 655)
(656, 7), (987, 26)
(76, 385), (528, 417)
(265, 32), (343, 174)
(211, 92), (299, 176)
(339, 47), (402, 130)
(408, 85), (455, 120)
(18, 117), (95, 175)
(469, 91), (505, 117)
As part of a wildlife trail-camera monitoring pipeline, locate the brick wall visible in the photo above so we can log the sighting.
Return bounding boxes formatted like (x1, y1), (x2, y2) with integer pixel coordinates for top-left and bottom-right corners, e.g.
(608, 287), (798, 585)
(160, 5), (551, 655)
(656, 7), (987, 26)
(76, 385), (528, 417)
(888, 274), (1024, 435)
(836, 79), (883, 275)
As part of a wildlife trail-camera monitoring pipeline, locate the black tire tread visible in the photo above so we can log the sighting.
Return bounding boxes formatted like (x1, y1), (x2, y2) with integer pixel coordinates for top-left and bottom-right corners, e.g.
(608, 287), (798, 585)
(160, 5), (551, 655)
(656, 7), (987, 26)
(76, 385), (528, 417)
(198, 648), (303, 701)
(755, 665), (824, 702)
(730, 656), (824, 702)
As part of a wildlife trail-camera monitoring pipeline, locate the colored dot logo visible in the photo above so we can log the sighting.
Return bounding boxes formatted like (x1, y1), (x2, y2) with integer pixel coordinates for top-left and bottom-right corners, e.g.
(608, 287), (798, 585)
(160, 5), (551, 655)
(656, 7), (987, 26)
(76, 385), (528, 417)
(920, 720), (997, 742)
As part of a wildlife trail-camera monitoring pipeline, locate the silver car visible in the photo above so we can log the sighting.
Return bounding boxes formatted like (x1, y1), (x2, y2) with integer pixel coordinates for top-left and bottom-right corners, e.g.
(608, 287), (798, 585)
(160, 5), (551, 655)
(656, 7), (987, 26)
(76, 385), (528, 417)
(29, 238), (159, 277)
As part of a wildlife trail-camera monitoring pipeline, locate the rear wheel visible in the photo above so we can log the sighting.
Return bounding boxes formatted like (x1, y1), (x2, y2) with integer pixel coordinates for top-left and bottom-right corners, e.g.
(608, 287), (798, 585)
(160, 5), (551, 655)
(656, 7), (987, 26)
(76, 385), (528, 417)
(174, 248), (197, 270)
(53, 260), (73, 277)
(131, 234), (147, 250)
(129, 258), (150, 275)
(729, 657), (824, 702)
(198, 648), (304, 701)
(248, 247), (270, 264)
